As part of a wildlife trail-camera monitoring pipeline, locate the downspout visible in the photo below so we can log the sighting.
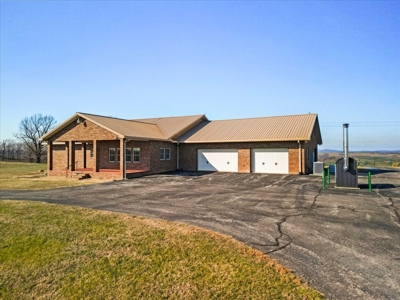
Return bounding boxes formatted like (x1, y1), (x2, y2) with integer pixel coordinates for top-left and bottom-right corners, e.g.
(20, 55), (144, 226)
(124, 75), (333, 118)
(298, 140), (302, 174)
(124, 139), (127, 180)
(176, 143), (180, 170)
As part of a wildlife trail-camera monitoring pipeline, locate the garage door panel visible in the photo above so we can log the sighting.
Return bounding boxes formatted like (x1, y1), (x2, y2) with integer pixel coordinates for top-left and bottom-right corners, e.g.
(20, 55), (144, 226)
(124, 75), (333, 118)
(198, 149), (238, 172)
(251, 148), (288, 174)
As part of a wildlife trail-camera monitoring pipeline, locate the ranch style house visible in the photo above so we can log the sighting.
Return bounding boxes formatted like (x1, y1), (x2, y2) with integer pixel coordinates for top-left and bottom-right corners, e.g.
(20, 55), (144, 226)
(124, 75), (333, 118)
(40, 113), (323, 180)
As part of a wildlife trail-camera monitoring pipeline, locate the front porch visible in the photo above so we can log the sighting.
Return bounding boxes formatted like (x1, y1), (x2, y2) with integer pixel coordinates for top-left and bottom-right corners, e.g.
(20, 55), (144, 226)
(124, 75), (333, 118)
(47, 139), (152, 180)
(49, 168), (150, 180)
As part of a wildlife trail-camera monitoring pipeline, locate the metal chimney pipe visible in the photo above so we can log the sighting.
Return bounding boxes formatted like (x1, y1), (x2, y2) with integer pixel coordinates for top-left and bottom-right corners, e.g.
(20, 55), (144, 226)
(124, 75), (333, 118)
(343, 123), (349, 171)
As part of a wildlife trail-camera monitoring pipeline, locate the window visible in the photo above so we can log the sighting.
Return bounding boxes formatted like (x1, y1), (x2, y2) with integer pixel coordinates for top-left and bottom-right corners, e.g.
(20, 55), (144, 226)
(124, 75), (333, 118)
(160, 148), (165, 160)
(90, 149), (94, 158)
(126, 148), (132, 162)
(109, 148), (116, 162)
(117, 148), (120, 162)
(165, 148), (171, 160)
(133, 148), (140, 163)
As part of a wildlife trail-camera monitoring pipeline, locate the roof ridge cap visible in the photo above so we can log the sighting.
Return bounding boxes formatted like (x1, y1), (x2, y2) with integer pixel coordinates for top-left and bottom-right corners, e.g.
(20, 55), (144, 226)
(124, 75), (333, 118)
(133, 114), (205, 120)
(78, 112), (130, 122)
(78, 112), (159, 125)
(211, 113), (317, 122)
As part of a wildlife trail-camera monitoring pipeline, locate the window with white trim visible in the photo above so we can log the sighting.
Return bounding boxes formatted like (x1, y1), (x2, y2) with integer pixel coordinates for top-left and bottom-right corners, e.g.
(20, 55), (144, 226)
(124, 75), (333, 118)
(133, 148), (140, 163)
(117, 148), (120, 162)
(160, 148), (165, 160)
(109, 148), (116, 162)
(126, 148), (132, 162)
(165, 148), (171, 160)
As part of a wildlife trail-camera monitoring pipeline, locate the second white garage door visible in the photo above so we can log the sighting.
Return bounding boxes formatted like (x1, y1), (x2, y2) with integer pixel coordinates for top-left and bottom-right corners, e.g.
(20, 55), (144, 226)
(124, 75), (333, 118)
(251, 148), (289, 174)
(197, 149), (238, 172)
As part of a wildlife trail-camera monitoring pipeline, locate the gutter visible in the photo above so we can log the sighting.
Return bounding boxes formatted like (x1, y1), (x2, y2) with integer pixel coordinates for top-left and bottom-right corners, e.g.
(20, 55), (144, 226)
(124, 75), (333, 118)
(176, 143), (180, 170)
(298, 140), (302, 174)
(173, 138), (311, 144)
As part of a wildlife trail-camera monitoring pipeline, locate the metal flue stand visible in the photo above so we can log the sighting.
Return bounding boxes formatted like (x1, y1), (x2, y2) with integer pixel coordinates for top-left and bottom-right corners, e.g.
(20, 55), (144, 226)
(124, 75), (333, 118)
(336, 124), (358, 188)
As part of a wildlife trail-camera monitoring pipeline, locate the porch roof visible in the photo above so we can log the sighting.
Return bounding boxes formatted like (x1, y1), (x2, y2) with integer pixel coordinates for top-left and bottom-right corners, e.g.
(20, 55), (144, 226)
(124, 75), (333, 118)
(40, 112), (207, 141)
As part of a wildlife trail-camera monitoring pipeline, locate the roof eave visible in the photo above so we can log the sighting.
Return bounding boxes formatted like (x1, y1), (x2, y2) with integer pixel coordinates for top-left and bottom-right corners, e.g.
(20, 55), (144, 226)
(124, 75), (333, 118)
(125, 136), (171, 142)
(176, 138), (311, 144)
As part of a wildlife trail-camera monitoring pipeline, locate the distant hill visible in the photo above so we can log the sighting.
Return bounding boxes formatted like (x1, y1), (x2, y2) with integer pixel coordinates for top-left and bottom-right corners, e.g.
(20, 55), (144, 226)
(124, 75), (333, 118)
(319, 149), (400, 154)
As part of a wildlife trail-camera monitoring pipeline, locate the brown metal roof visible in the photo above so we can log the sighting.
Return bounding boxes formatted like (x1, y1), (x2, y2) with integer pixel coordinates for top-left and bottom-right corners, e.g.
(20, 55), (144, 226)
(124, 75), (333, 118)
(81, 113), (167, 140)
(41, 113), (207, 141)
(132, 115), (207, 139)
(41, 112), (322, 144)
(177, 114), (322, 144)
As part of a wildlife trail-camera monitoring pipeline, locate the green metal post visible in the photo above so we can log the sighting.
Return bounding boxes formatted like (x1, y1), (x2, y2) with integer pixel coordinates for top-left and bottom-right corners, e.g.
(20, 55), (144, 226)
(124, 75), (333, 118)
(328, 166), (331, 184)
(368, 172), (372, 192)
(322, 169), (326, 189)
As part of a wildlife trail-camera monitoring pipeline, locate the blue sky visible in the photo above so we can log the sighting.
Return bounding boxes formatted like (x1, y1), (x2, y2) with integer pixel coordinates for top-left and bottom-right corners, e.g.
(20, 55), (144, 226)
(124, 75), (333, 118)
(1, 1), (399, 151)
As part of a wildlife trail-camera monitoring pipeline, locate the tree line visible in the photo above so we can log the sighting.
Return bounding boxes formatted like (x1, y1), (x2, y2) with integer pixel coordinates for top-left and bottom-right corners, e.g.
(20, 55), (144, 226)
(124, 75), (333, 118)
(1, 114), (57, 163)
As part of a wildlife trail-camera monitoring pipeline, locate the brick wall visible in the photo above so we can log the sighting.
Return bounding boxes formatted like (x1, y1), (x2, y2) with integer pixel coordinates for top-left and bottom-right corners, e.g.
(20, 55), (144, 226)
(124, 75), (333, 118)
(303, 130), (319, 174)
(50, 119), (117, 142)
(238, 149), (251, 173)
(85, 144), (94, 169)
(149, 141), (177, 174)
(53, 144), (67, 170)
(97, 140), (152, 171)
(179, 141), (307, 174)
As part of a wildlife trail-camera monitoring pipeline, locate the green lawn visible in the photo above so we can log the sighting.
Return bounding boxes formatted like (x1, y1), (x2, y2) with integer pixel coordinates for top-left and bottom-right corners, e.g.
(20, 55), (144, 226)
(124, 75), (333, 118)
(0, 161), (110, 190)
(0, 201), (323, 299)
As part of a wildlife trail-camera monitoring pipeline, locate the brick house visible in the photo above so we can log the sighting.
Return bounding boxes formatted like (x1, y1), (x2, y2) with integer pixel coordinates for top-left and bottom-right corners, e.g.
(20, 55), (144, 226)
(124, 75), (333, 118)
(41, 112), (322, 179)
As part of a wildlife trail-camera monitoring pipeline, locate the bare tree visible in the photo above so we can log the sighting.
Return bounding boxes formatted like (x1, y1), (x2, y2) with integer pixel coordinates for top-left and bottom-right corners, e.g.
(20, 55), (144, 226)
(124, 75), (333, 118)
(0, 140), (7, 161)
(6, 140), (16, 160)
(15, 114), (56, 163)
(15, 142), (24, 161)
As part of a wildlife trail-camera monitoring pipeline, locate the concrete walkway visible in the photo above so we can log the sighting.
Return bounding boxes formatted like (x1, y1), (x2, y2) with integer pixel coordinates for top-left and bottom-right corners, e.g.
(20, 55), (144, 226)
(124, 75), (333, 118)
(1, 170), (399, 299)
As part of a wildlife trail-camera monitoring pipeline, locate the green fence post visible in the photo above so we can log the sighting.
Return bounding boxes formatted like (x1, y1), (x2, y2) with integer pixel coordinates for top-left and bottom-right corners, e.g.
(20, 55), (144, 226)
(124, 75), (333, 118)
(328, 166), (331, 184)
(368, 172), (372, 192)
(322, 169), (326, 189)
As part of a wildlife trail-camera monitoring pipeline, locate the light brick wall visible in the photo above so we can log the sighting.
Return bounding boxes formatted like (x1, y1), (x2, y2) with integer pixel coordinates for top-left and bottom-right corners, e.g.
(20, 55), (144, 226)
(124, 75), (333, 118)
(85, 143), (94, 169)
(238, 149), (251, 173)
(53, 144), (68, 170)
(50, 119), (117, 142)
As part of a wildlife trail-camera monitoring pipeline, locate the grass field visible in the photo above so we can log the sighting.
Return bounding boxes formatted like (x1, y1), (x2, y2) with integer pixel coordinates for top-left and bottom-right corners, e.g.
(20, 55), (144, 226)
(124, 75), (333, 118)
(0, 201), (323, 299)
(0, 161), (111, 190)
(318, 152), (400, 167)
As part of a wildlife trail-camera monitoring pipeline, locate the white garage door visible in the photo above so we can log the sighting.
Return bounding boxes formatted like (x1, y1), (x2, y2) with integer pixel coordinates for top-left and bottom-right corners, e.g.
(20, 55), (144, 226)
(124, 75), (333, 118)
(197, 149), (238, 172)
(251, 148), (289, 174)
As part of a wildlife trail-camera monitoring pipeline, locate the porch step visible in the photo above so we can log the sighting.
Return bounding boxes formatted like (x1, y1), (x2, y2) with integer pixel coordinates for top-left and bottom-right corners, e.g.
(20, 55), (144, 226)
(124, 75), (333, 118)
(74, 172), (92, 180)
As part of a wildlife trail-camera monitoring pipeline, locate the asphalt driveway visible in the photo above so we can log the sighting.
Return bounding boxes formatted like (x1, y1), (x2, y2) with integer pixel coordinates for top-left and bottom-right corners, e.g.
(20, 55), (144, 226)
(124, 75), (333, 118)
(1, 170), (399, 299)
